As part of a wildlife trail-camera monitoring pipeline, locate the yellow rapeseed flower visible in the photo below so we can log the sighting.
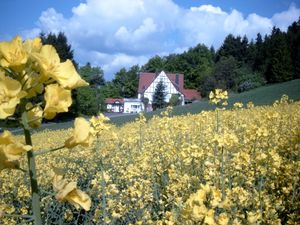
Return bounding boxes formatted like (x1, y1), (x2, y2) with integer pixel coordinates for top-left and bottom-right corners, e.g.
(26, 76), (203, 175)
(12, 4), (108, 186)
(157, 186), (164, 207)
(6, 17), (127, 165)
(0, 36), (27, 69)
(0, 131), (31, 170)
(0, 72), (26, 119)
(31, 44), (60, 81)
(65, 117), (94, 148)
(23, 37), (42, 54)
(44, 84), (72, 119)
(54, 60), (89, 89)
(52, 170), (91, 211)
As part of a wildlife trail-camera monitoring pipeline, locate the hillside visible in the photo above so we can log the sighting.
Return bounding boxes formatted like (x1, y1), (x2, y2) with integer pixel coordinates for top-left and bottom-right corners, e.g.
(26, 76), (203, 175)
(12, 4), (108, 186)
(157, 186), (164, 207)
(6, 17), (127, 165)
(110, 79), (300, 125)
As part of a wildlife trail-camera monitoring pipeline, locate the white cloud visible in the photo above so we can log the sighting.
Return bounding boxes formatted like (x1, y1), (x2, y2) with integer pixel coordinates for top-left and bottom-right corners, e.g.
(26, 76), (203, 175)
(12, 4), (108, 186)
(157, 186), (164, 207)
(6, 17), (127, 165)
(38, 8), (67, 33)
(24, 1), (300, 80)
(190, 5), (225, 15)
(272, 4), (300, 31)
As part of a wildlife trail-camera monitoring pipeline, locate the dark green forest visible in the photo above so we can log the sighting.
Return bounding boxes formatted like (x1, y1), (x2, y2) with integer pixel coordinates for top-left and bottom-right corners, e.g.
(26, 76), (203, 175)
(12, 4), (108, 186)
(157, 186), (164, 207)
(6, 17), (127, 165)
(41, 18), (300, 116)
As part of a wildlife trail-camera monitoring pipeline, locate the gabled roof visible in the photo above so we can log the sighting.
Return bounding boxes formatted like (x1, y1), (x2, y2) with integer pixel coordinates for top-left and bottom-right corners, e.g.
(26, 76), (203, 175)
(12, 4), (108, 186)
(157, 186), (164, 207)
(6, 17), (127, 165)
(138, 71), (184, 93)
(138, 71), (201, 101)
(105, 98), (124, 104)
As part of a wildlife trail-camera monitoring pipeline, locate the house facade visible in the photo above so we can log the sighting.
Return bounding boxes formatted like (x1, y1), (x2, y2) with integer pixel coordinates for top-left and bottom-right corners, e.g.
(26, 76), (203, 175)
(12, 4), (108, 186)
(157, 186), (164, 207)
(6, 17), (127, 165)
(105, 98), (124, 113)
(138, 71), (201, 109)
(123, 98), (143, 113)
(105, 98), (143, 113)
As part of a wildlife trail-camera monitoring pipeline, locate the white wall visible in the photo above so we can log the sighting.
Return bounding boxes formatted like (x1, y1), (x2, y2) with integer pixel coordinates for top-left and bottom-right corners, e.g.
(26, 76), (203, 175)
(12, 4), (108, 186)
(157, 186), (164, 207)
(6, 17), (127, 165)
(123, 101), (143, 113)
(106, 104), (121, 112)
(142, 71), (184, 104)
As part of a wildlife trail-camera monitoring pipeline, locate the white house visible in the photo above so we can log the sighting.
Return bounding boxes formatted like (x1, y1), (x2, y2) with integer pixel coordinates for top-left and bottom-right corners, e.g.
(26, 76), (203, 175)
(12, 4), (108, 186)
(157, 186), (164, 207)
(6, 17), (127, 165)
(123, 98), (143, 113)
(105, 98), (143, 113)
(138, 71), (201, 110)
(105, 98), (124, 113)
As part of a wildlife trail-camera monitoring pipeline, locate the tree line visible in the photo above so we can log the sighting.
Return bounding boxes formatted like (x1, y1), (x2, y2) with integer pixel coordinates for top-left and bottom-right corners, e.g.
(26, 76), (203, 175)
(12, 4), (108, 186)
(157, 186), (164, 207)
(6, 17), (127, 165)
(40, 18), (300, 116)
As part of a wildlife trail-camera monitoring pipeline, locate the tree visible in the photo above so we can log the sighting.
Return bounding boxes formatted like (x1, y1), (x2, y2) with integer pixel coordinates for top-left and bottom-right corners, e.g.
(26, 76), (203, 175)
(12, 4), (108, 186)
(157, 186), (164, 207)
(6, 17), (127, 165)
(142, 55), (166, 72)
(216, 34), (249, 63)
(213, 56), (238, 90)
(79, 62), (105, 87)
(169, 94), (181, 106)
(76, 63), (105, 115)
(113, 65), (139, 98)
(100, 82), (121, 98)
(141, 95), (149, 112)
(163, 44), (214, 90)
(287, 18), (300, 79)
(152, 81), (167, 110)
(264, 27), (293, 83)
(253, 33), (266, 72)
(181, 44), (214, 89)
(76, 87), (99, 115)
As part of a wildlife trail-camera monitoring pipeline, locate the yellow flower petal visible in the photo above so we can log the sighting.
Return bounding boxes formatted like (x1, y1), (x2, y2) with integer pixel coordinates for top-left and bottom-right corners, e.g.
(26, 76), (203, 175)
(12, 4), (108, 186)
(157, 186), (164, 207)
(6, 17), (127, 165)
(0, 36), (28, 69)
(65, 189), (92, 211)
(54, 60), (89, 89)
(0, 131), (31, 170)
(31, 45), (60, 81)
(65, 117), (94, 148)
(44, 84), (72, 120)
(23, 37), (42, 54)
(0, 73), (26, 119)
(55, 182), (77, 201)
(52, 170), (92, 211)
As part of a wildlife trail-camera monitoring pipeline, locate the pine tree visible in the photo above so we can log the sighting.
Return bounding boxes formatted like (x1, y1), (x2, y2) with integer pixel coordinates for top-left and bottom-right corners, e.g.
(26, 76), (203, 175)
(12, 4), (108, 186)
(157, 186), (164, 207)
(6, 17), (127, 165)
(253, 33), (265, 72)
(152, 81), (167, 110)
(287, 18), (300, 79)
(265, 27), (293, 83)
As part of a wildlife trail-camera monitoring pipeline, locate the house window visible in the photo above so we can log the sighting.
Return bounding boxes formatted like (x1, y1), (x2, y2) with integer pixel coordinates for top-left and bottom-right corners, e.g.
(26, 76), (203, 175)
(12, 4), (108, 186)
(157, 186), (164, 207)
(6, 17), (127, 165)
(131, 105), (139, 109)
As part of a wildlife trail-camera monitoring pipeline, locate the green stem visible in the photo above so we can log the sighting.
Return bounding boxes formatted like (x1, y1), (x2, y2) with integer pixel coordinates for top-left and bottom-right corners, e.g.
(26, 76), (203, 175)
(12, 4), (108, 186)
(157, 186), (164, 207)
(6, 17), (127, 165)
(259, 176), (264, 220)
(100, 158), (107, 224)
(216, 109), (219, 133)
(21, 77), (30, 89)
(33, 145), (65, 156)
(25, 103), (43, 112)
(221, 147), (225, 200)
(0, 214), (32, 219)
(24, 128), (43, 225)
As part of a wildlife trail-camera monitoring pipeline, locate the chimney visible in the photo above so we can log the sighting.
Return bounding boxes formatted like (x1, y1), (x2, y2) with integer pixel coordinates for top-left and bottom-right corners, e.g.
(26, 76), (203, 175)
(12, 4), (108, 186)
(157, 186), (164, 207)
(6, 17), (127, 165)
(175, 74), (179, 85)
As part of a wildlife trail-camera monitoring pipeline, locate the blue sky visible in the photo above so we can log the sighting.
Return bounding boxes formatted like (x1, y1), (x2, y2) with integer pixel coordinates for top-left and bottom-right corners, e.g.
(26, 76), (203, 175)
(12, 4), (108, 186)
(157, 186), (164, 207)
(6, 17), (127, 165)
(1, 0), (300, 80)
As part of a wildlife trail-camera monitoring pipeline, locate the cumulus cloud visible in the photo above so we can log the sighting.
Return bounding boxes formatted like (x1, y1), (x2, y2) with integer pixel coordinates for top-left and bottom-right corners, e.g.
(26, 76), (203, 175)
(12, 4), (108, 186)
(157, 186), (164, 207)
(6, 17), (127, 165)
(23, 0), (300, 80)
(272, 4), (300, 30)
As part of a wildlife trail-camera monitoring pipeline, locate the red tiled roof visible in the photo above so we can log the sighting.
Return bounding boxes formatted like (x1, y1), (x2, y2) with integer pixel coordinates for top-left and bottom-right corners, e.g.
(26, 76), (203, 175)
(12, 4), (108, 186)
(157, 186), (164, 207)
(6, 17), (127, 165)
(105, 98), (124, 104)
(138, 72), (184, 93)
(182, 89), (201, 101)
(138, 73), (156, 93)
(168, 73), (184, 92)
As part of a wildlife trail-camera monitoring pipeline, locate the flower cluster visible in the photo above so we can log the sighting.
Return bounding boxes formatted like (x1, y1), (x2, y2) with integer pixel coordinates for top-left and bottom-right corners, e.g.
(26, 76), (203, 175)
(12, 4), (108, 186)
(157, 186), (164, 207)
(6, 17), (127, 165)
(0, 131), (31, 171)
(0, 96), (299, 224)
(209, 89), (228, 106)
(52, 168), (91, 211)
(0, 36), (93, 223)
(0, 36), (88, 122)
